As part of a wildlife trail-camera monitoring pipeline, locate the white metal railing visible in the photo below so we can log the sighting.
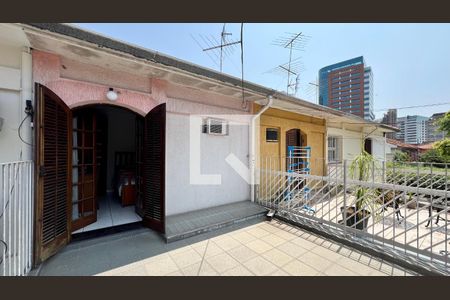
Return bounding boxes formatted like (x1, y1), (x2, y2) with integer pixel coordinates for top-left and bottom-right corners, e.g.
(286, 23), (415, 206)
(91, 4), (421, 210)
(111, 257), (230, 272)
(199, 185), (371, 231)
(0, 161), (34, 276)
(256, 157), (450, 275)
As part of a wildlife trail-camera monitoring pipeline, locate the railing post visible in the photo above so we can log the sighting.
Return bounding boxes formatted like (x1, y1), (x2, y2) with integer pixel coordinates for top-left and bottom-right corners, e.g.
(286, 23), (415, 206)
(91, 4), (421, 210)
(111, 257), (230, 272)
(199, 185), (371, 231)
(343, 160), (347, 235)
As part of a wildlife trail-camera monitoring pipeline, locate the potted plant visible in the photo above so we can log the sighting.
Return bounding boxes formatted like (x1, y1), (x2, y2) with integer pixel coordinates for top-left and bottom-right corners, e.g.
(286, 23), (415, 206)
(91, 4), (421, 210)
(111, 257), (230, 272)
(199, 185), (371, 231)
(340, 148), (380, 230)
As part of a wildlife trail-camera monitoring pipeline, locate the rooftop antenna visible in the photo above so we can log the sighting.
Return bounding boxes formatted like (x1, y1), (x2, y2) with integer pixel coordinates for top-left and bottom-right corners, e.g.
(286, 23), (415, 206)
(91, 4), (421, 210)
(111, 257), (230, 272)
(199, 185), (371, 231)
(191, 23), (242, 73)
(269, 32), (311, 96)
(192, 24), (248, 110)
(265, 57), (306, 96)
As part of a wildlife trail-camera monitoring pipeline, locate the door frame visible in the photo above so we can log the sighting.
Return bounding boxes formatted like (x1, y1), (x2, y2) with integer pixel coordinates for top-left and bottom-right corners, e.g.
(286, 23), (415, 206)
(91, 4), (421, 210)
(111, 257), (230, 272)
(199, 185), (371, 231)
(33, 90), (167, 264)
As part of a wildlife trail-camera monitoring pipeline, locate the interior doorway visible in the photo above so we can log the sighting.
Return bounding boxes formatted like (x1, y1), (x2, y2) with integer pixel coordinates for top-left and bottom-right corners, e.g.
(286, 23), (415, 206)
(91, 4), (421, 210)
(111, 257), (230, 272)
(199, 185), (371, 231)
(71, 105), (144, 234)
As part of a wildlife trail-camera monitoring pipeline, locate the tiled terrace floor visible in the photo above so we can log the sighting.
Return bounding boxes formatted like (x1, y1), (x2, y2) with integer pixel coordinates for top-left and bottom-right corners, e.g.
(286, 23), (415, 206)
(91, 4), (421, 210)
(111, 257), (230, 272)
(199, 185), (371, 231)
(92, 220), (416, 276)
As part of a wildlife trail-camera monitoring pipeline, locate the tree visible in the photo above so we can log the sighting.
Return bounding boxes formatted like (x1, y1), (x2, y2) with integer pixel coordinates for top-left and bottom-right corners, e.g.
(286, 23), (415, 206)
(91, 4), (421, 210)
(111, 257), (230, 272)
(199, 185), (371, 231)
(437, 111), (450, 137)
(434, 139), (450, 159)
(419, 148), (448, 164)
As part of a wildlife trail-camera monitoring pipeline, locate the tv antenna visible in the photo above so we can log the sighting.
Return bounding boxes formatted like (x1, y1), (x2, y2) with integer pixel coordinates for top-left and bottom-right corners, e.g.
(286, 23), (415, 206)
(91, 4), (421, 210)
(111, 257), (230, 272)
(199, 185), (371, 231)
(269, 32), (311, 96)
(265, 57), (306, 96)
(191, 24), (248, 110)
(191, 23), (242, 73)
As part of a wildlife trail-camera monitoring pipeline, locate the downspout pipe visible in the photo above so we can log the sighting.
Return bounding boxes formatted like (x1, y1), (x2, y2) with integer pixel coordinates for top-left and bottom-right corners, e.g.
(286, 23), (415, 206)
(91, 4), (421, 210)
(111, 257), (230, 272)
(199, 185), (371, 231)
(250, 95), (273, 202)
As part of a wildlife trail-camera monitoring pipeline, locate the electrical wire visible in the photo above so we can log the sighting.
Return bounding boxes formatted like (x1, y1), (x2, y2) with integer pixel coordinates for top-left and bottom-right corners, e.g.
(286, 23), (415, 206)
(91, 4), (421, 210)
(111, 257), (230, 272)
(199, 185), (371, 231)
(374, 102), (450, 112)
(18, 114), (32, 146)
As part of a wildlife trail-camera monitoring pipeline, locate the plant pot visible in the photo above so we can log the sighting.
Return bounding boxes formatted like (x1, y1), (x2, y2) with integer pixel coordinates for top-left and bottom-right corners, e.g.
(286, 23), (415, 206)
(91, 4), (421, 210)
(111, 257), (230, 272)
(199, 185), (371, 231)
(340, 206), (371, 230)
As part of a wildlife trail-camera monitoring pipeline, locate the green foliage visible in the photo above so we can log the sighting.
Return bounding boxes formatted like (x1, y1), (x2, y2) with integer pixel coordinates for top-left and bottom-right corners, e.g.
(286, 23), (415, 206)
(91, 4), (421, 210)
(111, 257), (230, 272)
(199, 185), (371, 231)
(437, 111), (450, 136)
(349, 150), (380, 215)
(393, 150), (410, 162)
(419, 148), (449, 164)
(434, 138), (450, 159)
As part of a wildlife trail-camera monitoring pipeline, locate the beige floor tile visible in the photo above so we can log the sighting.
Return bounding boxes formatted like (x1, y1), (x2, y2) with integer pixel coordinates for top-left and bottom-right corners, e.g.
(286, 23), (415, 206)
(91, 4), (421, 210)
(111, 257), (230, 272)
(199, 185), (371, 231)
(298, 252), (334, 272)
(258, 223), (282, 234)
(203, 241), (226, 258)
(198, 261), (219, 276)
(143, 255), (180, 276)
(191, 240), (209, 255)
(277, 241), (309, 258)
(246, 239), (273, 254)
(272, 228), (299, 241)
(246, 226), (271, 238)
(335, 256), (378, 276)
(282, 260), (320, 276)
(205, 252), (240, 274)
(221, 265), (254, 276)
(170, 248), (203, 269)
(243, 256), (278, 275)
(267, 268), (290, 276)
(322, 263), (358, 276)
(180, 262), (201, 276)
(366, 269), (390, 276)
(214, 236), (242, 251)
(165, 270), (184, 276)
(291, 237), (318, 250)
(264, 234), (287, 247)
(310, 245), (346, 263)
(227, 245), (259, 263)
(262, 248), (294, 268)
(230, 231), (257, 244)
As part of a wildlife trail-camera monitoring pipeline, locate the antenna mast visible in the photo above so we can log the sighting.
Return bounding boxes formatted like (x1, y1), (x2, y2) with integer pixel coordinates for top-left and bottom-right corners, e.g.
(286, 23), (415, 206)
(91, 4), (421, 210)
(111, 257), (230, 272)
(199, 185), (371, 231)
(269, 32), (311, 96)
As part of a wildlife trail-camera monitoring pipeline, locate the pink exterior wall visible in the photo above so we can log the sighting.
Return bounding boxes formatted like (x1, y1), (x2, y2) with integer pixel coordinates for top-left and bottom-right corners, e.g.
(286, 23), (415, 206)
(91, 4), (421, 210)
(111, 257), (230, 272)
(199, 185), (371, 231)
(32, 50), (160, 115)
(32, 50), (250, 116)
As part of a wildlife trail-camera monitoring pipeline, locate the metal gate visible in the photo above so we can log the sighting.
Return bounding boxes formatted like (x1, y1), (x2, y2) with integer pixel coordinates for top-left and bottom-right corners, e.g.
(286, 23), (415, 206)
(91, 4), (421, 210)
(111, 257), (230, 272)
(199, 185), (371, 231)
(0, 161), (34, 276)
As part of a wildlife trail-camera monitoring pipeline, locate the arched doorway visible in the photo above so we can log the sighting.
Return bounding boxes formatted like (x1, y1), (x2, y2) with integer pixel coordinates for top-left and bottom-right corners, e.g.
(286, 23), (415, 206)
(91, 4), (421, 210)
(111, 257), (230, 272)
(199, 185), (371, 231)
(70, 104), (145, 233)
(34, 84), (166, 264)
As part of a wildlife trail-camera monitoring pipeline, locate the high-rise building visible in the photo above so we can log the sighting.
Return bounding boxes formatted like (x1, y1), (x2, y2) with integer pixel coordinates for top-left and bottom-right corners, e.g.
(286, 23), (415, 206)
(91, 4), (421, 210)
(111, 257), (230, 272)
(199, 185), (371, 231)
(396, 115), (428, 144)
(426, 113), (446, 143)
(381, 109), (397, 139)
(319, 56), (374, 120)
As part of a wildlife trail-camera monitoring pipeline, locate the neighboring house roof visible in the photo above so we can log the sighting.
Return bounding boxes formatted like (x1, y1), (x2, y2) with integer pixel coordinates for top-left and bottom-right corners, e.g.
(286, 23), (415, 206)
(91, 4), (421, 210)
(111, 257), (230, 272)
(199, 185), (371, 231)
(417, 142), (435, 150)
(386, 138), (419, 150)
(21, 23), (398, 133)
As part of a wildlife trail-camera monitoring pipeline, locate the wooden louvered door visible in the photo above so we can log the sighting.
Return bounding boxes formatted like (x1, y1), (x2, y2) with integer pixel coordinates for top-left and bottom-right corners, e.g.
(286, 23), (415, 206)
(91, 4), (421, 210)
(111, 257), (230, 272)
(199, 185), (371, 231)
(34, 84), (72, 264)
(71, 110), (97, 232)
(142, 104), (166, 233)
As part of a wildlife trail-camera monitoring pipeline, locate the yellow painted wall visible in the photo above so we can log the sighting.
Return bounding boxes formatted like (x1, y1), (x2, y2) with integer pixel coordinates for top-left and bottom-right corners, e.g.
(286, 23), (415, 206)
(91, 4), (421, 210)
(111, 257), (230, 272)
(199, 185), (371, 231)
(257, 106), (326, 176)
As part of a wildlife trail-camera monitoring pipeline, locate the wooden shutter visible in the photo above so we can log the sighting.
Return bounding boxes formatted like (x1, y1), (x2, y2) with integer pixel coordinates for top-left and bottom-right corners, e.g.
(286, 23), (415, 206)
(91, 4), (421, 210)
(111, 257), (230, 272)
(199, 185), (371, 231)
(286, 129), (300, 154)
(142, 104), (166, 233)
(34, 84), (72, 265)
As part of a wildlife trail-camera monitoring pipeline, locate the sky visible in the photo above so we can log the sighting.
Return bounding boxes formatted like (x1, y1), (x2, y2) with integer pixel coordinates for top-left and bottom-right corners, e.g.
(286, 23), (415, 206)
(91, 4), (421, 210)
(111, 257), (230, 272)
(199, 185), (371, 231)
(75, 23), (450, 119)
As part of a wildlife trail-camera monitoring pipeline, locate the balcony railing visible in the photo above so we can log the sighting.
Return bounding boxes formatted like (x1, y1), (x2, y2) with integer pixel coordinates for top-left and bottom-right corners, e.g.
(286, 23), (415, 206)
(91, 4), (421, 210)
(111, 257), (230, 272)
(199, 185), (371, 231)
(256, 157), (449, 275)
(0, 161), (34, 276)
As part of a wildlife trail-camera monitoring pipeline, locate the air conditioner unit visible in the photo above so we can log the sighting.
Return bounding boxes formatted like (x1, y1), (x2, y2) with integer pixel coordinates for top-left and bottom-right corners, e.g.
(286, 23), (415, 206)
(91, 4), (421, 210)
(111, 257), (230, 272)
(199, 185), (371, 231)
(203, 118), (228, 136)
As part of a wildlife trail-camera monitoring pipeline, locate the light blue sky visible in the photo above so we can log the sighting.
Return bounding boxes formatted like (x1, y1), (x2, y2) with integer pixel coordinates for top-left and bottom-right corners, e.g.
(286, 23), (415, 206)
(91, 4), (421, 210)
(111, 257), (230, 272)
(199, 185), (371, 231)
(76, 23), (450, 119)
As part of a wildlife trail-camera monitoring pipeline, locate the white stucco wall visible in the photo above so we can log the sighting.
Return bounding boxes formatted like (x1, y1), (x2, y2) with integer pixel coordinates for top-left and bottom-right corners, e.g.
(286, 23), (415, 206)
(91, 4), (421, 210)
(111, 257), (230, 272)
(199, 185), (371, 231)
(327, 127), (387, 162)
(165, 112), (250, 216)
(0, 41), (32, 164)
